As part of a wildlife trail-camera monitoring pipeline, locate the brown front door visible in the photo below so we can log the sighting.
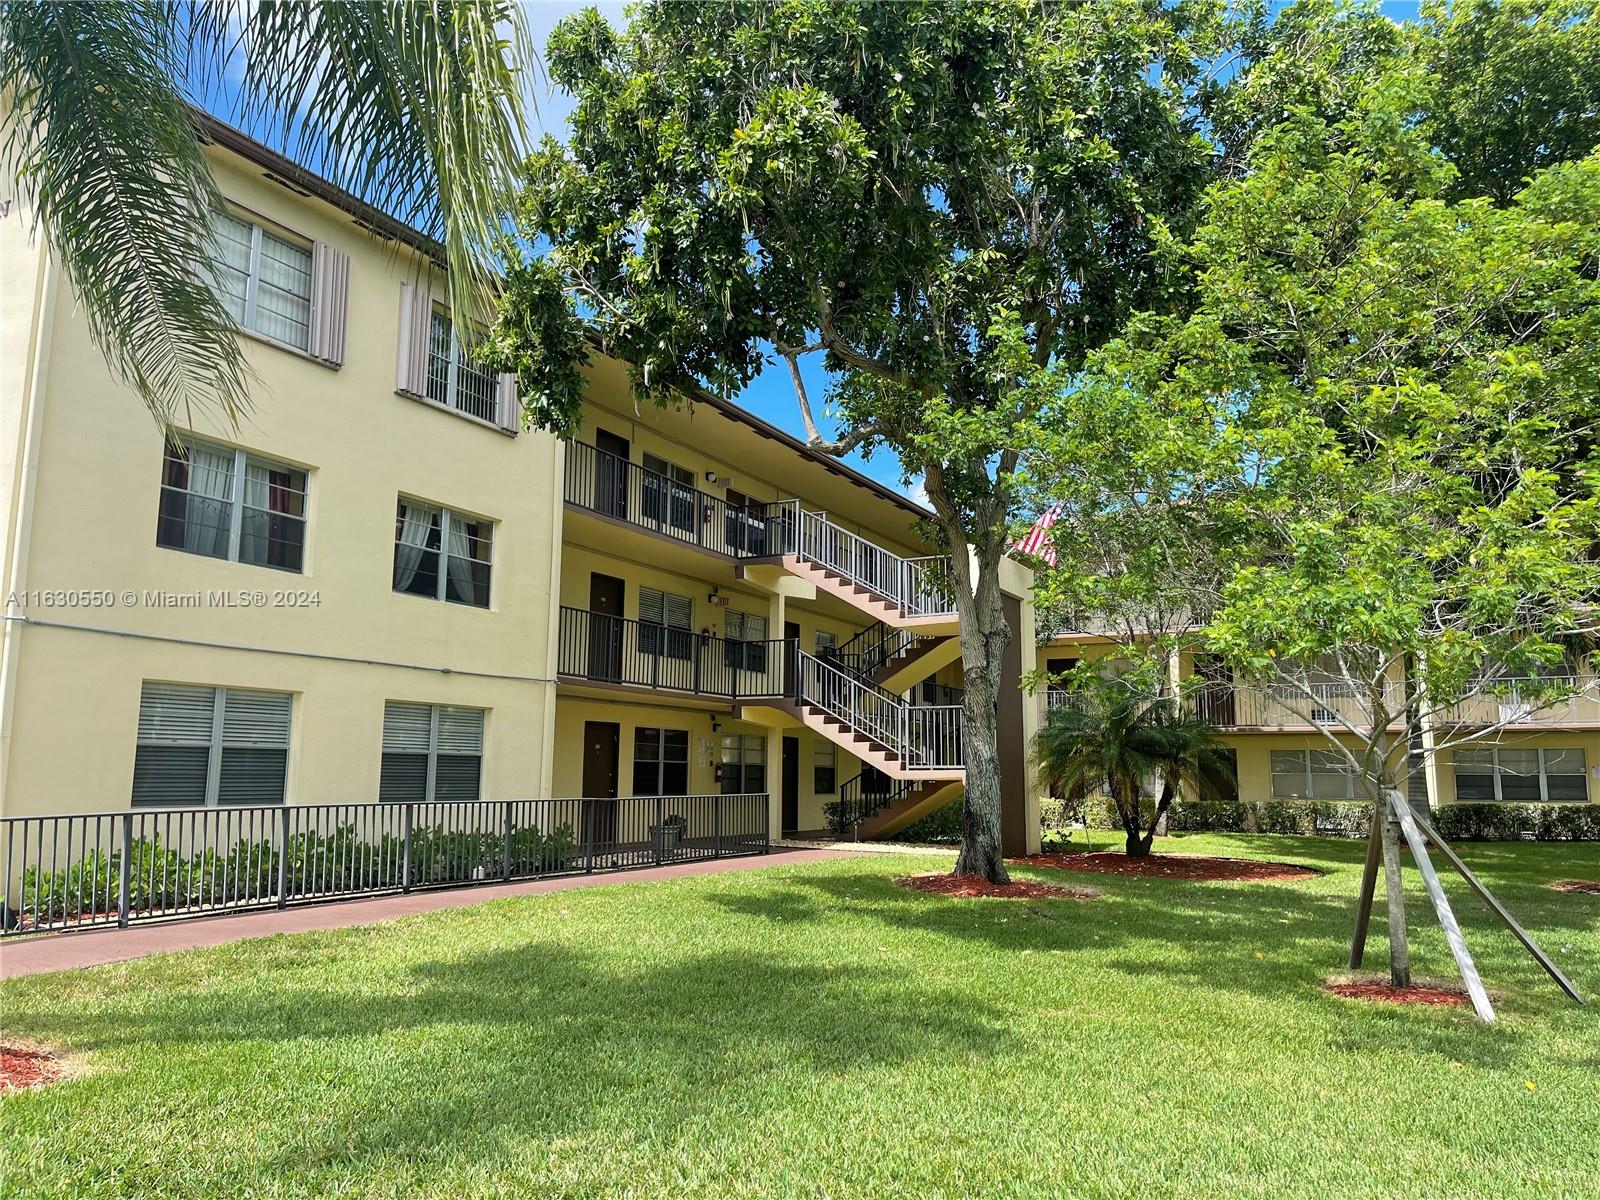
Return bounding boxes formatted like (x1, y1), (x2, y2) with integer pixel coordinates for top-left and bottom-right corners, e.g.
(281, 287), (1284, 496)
(595, 429), (629, 519)
(582, 721), (620, 848)
(782, 736), (800, 833)
(588, 573), (625, 681)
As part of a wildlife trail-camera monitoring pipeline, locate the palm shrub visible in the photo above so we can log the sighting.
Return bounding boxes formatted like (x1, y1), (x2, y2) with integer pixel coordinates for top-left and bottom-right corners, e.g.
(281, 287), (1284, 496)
(1036, 680), (1234, 857)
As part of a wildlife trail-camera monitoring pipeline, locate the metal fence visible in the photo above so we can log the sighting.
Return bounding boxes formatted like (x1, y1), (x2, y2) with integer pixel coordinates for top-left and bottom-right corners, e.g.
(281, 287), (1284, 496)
(556, 607), (790, 699)
(0, 794), (769, 936)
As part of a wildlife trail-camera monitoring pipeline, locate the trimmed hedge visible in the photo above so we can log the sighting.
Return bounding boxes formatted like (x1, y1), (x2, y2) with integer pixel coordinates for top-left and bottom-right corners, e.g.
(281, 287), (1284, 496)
(1040, 795), (1598, 841)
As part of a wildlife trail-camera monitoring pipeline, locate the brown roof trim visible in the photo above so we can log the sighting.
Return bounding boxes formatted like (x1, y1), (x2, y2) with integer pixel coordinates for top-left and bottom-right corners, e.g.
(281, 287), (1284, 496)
(195, 111), (931, 523)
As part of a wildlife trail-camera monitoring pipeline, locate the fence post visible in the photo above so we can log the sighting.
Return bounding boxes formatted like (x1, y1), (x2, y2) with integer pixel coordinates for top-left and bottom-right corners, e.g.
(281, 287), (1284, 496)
(276, 806), (290, 909)
(653, 796), (664, 866)
(762, 793), (771, 854)
(714, 793), (723, 857)
(502, 801), (513, 881)
(583, 801), (595, 874)
(117, 812), (132, 928)
(401, 803), (413, 894)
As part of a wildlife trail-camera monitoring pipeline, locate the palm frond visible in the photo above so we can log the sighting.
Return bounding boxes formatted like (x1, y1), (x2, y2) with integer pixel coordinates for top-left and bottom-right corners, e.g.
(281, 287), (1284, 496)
(0, 1), (251, 428)
(217, 0), (534, 337)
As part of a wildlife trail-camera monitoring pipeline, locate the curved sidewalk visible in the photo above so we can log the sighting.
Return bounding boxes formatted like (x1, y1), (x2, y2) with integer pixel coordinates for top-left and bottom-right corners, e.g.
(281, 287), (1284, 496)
(0, 848), (844, 981)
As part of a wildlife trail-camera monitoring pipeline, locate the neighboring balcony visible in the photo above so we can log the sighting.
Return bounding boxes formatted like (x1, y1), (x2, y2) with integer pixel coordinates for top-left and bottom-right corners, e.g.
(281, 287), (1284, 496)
(563, 440), (783, 558)
(556, 607), (788, 701)
(1041, 677), (1600, 731)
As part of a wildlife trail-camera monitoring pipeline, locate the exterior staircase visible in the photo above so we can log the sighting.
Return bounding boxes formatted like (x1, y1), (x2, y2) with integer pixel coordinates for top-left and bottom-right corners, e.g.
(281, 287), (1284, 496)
(835, 621), (963, 693)
(740, 503), (960, 633)
(829, 772), (964, 840)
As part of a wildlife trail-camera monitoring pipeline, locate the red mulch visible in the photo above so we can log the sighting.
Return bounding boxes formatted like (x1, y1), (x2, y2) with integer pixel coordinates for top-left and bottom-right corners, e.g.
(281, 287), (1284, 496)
(1549, 879), (1600, 896)
(1013, 851), (1319, 883)
(0, 1045), (65, 1091)
(1325, 982), (1469, 1008)
(895, 873), (1099, 901)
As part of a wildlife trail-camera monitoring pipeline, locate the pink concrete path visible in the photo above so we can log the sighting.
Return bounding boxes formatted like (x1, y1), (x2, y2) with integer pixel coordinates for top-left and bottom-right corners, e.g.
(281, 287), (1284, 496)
(0, 848), (844, 980)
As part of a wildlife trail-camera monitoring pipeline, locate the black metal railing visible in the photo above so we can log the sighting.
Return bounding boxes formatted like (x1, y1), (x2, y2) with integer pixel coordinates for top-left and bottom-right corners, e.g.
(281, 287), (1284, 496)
(834, 621), (923, 678)
(557, 607), (791, 700)
(0, 794), (769, 936)
(563, 440), (794, 557)
(828, 772), (908, 836)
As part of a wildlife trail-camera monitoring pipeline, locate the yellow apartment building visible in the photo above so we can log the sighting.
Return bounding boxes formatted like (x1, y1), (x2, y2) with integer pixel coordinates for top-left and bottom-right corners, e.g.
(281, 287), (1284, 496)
(1, 115), (1042, 865)
(1037, 634), (1600, 813)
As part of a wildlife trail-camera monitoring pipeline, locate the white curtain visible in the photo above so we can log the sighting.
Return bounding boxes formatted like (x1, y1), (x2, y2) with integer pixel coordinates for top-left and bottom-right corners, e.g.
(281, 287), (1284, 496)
(185, 446), (235, 557)
(238, 462), (271, 565)
(445, 516), (474, 602)
(393, 501), (435, 591)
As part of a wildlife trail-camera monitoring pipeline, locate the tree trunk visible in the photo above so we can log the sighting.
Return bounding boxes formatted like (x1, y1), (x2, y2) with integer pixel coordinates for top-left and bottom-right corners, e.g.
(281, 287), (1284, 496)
(1378, 795), (1411, 988)
(955, 651), (1009, 882)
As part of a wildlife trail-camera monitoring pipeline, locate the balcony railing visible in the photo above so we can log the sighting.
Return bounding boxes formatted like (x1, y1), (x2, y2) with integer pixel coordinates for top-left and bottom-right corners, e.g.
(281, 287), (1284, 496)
(1042, 677), (1600, 730)
(564, 440), (788, 557)
(557, 607), (789, 700)
(0, 795), (769, 936)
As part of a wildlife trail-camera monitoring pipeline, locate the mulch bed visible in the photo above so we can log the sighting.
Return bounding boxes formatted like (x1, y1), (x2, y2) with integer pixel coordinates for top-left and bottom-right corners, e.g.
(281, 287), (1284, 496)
(1549, 880), (1600, 896)
(1012, 852), (1319, 883)
(895, 873), (1100, 901)
(0, 1045), (66, 1091)
(1324, 982), (1469, 1008)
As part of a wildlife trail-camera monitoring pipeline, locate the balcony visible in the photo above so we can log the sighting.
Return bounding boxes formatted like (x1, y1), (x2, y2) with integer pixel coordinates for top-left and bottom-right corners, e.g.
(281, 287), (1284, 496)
(563, 440), (785, 558)
(556, 607), (789, 700)
(1438, 677), (1600, 727)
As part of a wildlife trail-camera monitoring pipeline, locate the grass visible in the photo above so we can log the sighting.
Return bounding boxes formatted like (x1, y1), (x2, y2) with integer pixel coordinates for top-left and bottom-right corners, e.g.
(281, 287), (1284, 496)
(2, 832), (1598, 1199)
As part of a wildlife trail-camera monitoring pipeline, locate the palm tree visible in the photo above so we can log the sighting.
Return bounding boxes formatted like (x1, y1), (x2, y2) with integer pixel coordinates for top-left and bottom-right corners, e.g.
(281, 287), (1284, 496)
(0, 1), (531, 428)
(1038, 680), (1234, 857)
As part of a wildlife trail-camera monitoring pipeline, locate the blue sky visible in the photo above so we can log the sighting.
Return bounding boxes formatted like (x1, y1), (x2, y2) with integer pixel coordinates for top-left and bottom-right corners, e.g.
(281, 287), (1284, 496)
(204, 0), (1431, 500)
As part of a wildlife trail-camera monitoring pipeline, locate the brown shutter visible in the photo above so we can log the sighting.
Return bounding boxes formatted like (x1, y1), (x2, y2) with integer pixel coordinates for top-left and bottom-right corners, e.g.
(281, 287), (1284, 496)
(395, 282), (432, 395)
(308, 242), (351, 367)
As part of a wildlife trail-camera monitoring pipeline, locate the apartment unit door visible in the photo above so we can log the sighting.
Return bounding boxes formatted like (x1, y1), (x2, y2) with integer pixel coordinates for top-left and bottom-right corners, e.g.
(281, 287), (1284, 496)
(595, 429), (629, 519)
(782, 736), (800, 834)
(582, 721), (620, 847)
(588, 573), (625, 682)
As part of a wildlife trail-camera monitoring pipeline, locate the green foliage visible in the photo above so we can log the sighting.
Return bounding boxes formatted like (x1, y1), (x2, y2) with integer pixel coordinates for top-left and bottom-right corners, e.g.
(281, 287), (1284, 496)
(889, 796), (965, 844)
(9, 823), (579, 925)
(0, 1), (532, 427)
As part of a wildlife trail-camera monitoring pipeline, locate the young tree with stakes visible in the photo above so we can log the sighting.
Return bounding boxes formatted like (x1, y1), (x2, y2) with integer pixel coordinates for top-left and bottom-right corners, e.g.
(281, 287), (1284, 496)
(486, 0), (1217, 882)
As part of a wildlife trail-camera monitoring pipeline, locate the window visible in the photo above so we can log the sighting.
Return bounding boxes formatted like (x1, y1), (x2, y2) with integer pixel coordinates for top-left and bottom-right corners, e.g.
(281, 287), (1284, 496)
(379, 702), (484, 803)
(157, 438), (307, 572)
(720, 734), (766, 794)
(642, 452), (697, 534)
(816, 630), (837, 660)
(633, 728), (690, 796)
(1454, 747), (1588, 803)
(1270, 749), (1359, 800)
(814, 739), (836, 794)
(724, 610), (769, 672)
(393, 498), (492, 607)
(639, 587), (694, 660)
(132, 683), (291, 806)
(426, 308), (497, 422)
(724, 488), (768, 555)
(209, 210), (313, 350)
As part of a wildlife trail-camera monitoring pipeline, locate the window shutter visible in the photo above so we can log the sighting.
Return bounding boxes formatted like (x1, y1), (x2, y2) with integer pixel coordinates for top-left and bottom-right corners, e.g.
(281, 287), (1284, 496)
(308, 242), (351, 367)
(664, 593), (692, 629)
(395, 283), (432, 395)
(639, 588), (665, 627)
(221, 689), (292, 747)
(137, 683), (216, 743)
(436, 706), (484, 754)
(382, 701), (433, 752)
(133, 683), (216, 807)
(495, 373), (520, 433)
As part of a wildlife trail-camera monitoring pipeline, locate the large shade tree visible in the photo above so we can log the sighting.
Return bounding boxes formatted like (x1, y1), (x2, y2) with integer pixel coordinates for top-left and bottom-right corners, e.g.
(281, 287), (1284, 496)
(0, 0), (533, 427)
(488, 0), (1217, 882)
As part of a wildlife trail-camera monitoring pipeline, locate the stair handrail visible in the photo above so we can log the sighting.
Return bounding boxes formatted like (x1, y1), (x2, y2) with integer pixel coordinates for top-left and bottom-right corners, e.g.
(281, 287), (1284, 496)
(793, 648), (964, 771)
(831, 771), (910, 836)
(765, 500), (956, 617)
(834, 621), (921, 678)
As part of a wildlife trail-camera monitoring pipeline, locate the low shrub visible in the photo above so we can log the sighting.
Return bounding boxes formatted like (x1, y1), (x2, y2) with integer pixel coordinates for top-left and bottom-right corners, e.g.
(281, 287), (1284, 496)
(892, 796), (964, 844)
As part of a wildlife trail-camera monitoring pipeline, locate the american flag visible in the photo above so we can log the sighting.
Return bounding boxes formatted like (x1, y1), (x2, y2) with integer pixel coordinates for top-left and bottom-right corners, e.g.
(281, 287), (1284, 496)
(1013, 504), (1061, 566)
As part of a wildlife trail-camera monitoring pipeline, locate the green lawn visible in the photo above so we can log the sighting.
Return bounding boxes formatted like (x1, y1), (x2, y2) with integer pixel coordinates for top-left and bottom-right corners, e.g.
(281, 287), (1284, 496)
(3, 833), (1597, 1199)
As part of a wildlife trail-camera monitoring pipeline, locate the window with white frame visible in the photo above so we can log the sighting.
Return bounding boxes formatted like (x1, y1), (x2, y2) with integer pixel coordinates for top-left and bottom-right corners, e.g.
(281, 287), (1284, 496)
(393, 498), (493, 607)
(157, 438), (307, 572)
(720, 734), (765, 794)
(425, 307), (498, 422)
(639, 587), (694, 660)
(132, 682), (292, 806)
(632, 728), (690, 797)
(1454, 747), (1588, 803)
(1270, 749), (1359, 800)
(723, 610), (769, 672)
(209, 210), (313, 350)
(379, 702), (484, 803)
(814, 739), (837, 794)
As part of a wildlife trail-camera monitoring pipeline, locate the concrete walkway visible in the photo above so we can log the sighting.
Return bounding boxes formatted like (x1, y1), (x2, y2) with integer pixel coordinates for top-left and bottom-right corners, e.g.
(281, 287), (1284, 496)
(0, 849), (844, 980)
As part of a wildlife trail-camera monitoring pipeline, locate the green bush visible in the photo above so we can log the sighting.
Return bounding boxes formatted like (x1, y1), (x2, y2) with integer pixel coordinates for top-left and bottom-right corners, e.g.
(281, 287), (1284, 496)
(891, 796), (965, 844)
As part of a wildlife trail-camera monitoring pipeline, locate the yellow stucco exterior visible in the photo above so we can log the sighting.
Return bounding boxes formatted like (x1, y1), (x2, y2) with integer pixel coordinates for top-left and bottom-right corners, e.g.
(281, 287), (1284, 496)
(2, 124), (1041, 850)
